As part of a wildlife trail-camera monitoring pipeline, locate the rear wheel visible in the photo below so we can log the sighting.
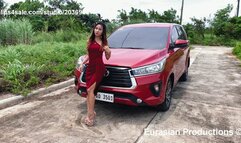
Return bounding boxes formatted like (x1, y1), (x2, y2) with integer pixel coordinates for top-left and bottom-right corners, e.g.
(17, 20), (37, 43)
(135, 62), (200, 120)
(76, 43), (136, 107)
(156, 78), (173, 111)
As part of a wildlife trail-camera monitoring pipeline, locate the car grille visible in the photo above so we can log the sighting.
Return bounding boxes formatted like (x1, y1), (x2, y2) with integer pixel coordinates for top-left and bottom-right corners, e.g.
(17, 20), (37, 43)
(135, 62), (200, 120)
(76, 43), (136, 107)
(81, 66), (133, 88)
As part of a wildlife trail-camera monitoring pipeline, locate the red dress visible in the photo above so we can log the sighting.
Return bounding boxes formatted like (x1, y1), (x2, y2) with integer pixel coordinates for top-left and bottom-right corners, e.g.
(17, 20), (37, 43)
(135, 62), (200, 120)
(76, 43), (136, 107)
(85, 41), (106, 93)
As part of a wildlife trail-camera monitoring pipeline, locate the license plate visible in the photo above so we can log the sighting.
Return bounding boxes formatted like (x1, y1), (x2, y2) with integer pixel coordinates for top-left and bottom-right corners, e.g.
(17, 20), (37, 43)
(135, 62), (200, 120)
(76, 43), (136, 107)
(96, 92), (114, 103)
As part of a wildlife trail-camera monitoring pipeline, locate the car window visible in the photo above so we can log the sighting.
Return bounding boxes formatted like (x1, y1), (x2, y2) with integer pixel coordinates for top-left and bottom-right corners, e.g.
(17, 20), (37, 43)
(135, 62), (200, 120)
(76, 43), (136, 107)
(107, 27), (132, 48)
(175, 26), (187, 40)
(108, 27), (169, 50)
(171, 26), (179, 43)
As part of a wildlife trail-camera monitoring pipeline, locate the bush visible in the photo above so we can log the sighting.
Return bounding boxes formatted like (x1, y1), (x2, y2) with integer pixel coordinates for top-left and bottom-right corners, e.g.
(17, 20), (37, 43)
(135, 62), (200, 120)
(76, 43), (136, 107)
(233, 42), (241, 60)
(2, 59), (43, 95)
(106, 22), (119, 33)
(32, 30), (88, 44)
(0, 19), (33, 46)
(53, 30), (82, 42)
(202, 35), (237, 47)
(31, 32), (54, 44)
(189, 34), (237, 47)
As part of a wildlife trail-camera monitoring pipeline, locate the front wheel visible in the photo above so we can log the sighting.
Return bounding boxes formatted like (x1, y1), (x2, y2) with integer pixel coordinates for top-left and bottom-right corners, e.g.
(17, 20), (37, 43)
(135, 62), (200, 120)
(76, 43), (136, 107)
(156, 78), (173, 111)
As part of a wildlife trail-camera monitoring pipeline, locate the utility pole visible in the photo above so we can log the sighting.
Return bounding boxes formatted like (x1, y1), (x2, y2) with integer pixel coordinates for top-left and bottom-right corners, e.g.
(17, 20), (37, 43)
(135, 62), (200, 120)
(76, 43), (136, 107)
(237, 0), (240, 17)
(180, 0), (184, 24)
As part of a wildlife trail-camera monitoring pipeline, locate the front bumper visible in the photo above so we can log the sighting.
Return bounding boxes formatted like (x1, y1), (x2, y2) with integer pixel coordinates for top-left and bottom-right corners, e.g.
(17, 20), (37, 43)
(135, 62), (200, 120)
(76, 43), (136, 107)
(75, 69), (167, 106)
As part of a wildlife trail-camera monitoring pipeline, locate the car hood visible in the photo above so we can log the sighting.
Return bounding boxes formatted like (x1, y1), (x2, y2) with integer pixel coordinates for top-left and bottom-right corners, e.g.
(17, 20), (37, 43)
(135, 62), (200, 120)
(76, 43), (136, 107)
(103, 48), (167, 68)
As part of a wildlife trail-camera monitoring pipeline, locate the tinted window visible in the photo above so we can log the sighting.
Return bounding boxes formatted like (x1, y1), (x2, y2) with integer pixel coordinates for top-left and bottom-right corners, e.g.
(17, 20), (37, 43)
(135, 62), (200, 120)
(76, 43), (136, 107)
(108, 27), (169, 50)
(171, 27), (179, 43)
(175, 26), (187, 40)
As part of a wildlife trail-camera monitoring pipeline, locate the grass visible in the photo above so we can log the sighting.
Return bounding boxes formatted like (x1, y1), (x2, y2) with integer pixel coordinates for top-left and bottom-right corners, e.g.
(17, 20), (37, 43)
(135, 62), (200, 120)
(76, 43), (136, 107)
(0, 38), (87, 95)
(32, 30), (88, 44)
(232, 42), (241, 61)
(0, 20), (89, 95)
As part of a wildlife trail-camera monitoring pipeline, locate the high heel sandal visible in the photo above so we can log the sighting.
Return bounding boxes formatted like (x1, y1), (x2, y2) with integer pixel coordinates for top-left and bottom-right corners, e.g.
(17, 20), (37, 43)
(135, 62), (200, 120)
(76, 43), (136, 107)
(84, 112), (96, 126)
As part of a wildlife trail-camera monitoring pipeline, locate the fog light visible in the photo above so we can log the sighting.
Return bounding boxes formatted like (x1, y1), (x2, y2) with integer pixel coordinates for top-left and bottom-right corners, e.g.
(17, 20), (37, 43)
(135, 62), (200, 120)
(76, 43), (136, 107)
(154, 84), (159, 91)
(137, 98), (142, 104)
(150, 81), (162, 97)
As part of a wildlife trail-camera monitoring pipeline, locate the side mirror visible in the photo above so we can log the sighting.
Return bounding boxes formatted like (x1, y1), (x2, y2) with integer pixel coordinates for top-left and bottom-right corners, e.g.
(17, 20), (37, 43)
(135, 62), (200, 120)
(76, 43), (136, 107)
(175, 40), (189, 48)
(169, 43), (175, 50)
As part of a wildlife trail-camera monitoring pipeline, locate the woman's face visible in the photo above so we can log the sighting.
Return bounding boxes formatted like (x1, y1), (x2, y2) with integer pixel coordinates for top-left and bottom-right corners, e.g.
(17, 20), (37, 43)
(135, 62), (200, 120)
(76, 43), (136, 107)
(94, 24), (103, 37)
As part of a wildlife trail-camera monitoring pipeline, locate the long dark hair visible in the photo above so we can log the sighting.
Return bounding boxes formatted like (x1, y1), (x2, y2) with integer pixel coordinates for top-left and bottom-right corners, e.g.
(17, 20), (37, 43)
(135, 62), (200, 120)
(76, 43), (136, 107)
(88, 22), (108, 49)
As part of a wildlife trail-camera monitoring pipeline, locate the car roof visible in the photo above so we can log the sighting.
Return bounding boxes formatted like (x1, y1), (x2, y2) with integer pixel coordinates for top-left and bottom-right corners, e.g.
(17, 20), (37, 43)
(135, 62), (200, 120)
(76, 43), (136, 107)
(122, 23), (179, 28)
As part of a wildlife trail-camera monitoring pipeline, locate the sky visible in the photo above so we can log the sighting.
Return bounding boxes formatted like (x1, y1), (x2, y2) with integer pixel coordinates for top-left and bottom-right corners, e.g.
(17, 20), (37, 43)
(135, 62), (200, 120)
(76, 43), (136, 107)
(3, 0), (241, 24)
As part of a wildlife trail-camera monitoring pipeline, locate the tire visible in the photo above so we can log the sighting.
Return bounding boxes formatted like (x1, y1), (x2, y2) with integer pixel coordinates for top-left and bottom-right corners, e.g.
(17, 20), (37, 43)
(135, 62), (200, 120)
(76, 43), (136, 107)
(156, 78), (173, 112)
(179, 67), (188, 82)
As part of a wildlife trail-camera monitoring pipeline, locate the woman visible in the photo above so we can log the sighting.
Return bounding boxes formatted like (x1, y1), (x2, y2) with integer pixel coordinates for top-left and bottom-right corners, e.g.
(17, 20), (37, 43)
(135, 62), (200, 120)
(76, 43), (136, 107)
(82, 22), (111, 126)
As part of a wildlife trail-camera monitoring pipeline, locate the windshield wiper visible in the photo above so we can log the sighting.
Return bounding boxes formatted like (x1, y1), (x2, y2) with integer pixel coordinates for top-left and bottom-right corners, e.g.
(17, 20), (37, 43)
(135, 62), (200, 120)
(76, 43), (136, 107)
(122, 47), (145, 49)
(110, 47), (145, 49)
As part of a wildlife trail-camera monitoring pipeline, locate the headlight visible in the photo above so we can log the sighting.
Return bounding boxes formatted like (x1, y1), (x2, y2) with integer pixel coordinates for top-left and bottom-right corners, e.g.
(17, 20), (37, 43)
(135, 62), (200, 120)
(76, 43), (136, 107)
(76, 56), (86, 70)
(132, 58), (166, 76)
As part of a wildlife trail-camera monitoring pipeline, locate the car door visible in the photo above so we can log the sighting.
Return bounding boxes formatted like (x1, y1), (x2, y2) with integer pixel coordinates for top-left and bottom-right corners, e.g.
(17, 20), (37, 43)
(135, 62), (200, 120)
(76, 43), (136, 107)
(175, 25), (189, 77)
(168, 25), (184, 85)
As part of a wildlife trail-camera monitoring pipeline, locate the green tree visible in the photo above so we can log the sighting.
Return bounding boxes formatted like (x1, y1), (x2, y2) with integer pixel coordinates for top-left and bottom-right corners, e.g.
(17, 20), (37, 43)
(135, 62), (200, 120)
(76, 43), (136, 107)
(117, 9), (128, 24)
(161, 8), (179, 23)
(106, 19), (119, 33)
(148, 9), (162, 22)
(212, 4), (233, 36)
(183, 23), (195, 39)
(117, 8), (179, 24)
(190, 17), (206, 39)
(128, 7), (148, 23)
(0, 0), (6, 9)
(79, 13), (101, 31)
(0, 0), (7, 19)
(44, 0), (84, 31)
(46, 0), (82, 10)
(8, 0), (85, 32)
(148, 9), (179, 23)
(223, 16), (241, 39)
(8, 0), (45, 31)
(46, 0), (108, 31)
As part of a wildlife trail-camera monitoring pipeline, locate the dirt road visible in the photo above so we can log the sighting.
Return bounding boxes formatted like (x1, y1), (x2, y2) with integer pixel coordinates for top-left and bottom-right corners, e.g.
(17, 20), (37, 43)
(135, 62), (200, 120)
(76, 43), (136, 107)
(0, 46), (241, 143)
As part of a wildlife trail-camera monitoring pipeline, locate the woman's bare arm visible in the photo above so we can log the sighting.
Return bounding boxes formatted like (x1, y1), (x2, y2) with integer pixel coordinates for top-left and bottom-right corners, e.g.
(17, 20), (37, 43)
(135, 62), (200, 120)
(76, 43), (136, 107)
(103, 45), (111, 60)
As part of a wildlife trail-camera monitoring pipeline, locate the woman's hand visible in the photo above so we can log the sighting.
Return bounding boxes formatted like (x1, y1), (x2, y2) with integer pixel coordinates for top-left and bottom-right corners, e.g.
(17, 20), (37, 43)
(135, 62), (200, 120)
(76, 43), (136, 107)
(83, 55), (89, 64)
(103, 45), (111, 60)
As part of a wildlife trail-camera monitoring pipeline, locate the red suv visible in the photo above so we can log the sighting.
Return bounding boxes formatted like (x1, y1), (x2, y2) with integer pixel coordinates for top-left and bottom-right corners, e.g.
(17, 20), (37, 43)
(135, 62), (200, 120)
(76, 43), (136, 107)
(75, 23), (190, 111)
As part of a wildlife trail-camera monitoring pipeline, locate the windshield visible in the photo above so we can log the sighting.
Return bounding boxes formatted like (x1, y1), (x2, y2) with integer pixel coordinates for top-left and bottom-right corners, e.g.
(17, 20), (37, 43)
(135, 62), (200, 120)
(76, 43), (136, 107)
(108, 27), (169, 50)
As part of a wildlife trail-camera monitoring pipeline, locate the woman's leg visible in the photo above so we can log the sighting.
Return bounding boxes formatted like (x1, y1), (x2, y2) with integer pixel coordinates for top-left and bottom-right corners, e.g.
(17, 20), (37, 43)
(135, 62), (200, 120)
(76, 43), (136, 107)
(85, 82), (97, 125)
